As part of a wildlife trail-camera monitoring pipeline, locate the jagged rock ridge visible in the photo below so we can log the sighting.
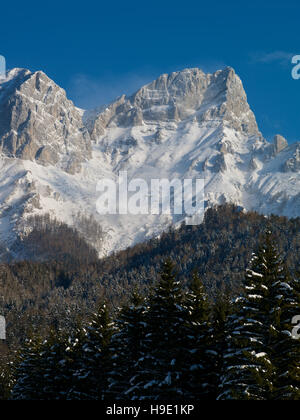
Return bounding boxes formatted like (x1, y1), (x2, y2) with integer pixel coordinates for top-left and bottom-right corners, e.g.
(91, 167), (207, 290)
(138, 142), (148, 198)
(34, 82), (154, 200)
(87, 67), (261, 139)
(0, 66), (299, 259)
(0, 69), (91, 174)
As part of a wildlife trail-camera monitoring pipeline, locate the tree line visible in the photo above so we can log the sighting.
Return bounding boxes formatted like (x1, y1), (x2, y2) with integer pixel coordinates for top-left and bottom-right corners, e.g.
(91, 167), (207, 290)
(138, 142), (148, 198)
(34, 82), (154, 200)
(1, 205), (300, 352)
(2, 232), (299, 400)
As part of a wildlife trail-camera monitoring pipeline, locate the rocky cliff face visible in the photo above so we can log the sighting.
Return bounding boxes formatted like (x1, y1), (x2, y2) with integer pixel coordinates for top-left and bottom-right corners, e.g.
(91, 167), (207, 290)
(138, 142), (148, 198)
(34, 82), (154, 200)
(273, 134), (288, 155)
(0, 66), (299, 260)
(283, 143), (300, 172)
(0, 69), (91, 174)
(87, 67), (262, 140)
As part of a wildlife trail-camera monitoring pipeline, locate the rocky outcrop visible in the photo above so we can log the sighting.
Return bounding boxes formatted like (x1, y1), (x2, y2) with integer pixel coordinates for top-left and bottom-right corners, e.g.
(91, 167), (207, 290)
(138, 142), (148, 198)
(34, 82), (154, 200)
(0, 69), (92, 173)
(213, 152), (227, 173)
(284, 144), (300, 172)
(87, 67), (262, 140)
(273, 134), (288, 155)
(0, 66), (299, 260)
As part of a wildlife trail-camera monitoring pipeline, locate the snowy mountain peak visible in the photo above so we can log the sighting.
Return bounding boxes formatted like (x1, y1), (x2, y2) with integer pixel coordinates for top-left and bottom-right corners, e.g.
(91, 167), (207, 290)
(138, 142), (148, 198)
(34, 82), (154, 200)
(87, 67), (262, 142)
(0, 68), (92, 174)
(0, 66), (299, 260)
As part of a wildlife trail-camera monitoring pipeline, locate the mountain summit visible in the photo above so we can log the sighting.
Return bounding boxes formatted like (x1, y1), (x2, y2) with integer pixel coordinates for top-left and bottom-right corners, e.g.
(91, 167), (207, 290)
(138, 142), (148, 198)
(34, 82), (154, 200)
(0, 67), (299, 259)
(0, 69), (91, 174)
(87, 67), (261, 139)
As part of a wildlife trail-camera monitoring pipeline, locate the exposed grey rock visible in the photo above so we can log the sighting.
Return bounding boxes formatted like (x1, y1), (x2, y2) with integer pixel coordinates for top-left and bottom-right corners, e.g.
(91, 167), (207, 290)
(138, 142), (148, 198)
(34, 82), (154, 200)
(0, 66), (299, 260)
(87, 67), (262, 139)
(213, 152), (227, 173)
(219, 143), (228, 154)
(273, 134), (288, 154)
(85, 96), (126, 141)
(283, 144), (300, 172)
(218, 140), (235, 155)
(35, 146), (59, 166)
(0, 69), (92, 173)
(154, 128), (164, 144)
(249, 157), (259, 170)
(202, 158), (209, 171)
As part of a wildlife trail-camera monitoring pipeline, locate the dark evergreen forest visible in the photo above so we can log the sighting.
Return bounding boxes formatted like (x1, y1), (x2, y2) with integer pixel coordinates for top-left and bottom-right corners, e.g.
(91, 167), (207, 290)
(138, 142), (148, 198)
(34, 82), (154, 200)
(0, 205), (299, 399)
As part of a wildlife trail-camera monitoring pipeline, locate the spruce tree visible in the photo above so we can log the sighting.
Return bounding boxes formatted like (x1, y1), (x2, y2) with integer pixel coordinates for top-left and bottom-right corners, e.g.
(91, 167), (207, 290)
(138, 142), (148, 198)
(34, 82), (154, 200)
(219, 233), (282, 400)
(40, 329), (71, 400)
(12, 334), (45, 400)
(107, 291), (148, 399)
(0, 352), (15, 400)
(271, 270), (300, 399)
(183, 272), (215, 399)
(64, 323), (88, 400)
(211, 291), (232, 399)
(71, 303), (114, 400)
(129, 259), (187, 400)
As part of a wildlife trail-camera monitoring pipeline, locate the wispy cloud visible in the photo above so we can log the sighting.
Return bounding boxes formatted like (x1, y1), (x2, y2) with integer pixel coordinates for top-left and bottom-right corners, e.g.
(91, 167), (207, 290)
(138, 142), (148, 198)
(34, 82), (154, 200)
(250, 51), (294, 66)
(66, 61), (227, 110)
(66, 72), (158, 110)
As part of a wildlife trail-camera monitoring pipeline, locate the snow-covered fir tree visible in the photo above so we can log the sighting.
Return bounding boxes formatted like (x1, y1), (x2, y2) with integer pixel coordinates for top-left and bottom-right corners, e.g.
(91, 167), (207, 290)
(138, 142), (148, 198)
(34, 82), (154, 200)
(9, 247), (299, 401)
(271, 270), (300, 399)
(0, 352), (15, 400)
(12, 334), (46, 400)
(219, 232), (300, 400)
(128, 259), (187, 400)
(63, 322), (87, 399)
(71, 303), (114, 400)
(107, 291), (148, 399)
(183, 272), (215, 399)
(219, 233), (282, 400)
(210, 291), (232, 398)
(40, 330), (72, 400)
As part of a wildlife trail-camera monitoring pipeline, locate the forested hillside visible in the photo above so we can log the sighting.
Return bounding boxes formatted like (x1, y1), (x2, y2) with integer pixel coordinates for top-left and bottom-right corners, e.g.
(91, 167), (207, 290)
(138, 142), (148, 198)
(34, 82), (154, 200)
(3, 240), (300, 400)
(0, 205), (299, 351)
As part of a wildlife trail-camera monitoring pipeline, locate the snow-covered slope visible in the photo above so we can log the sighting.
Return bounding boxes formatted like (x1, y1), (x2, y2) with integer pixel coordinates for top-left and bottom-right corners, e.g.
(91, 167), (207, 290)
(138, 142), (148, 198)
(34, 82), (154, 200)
(0, 66), (299, 259)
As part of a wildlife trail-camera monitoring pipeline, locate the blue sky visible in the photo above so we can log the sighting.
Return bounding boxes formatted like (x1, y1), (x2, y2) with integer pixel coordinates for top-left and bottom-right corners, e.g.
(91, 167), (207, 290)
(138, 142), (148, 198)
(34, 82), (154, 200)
(1, 0), (300, 143)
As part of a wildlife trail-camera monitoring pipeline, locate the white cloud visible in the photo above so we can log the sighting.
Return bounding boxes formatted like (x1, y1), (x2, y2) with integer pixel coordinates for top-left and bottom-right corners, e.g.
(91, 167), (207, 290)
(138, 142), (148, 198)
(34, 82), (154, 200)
(250, 51), (294, 66)
(66, 72), (157, 110)
(66, 61), (227, 110)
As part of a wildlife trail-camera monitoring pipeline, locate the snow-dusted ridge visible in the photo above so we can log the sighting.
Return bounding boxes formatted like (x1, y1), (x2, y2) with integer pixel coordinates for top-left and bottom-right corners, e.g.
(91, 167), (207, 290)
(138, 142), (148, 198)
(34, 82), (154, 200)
(0, 66), (299, 259)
